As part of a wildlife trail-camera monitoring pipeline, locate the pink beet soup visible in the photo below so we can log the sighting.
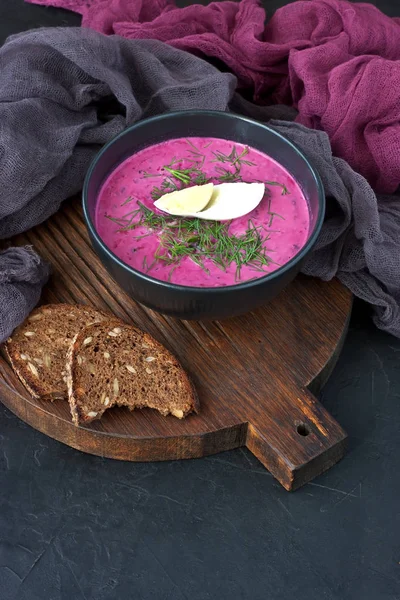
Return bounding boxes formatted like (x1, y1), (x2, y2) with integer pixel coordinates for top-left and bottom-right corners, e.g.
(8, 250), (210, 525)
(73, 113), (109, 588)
(95, 137), (310, 287)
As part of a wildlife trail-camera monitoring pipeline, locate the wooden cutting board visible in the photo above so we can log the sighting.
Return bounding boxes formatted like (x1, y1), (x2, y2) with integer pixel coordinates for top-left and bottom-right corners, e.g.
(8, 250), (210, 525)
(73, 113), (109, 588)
(0, 199), (352, 491)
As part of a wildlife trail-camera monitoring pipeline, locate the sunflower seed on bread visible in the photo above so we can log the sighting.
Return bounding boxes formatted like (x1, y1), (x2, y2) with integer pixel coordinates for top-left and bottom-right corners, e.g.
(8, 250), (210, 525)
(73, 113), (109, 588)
(66, 321), (199, 425)
(5, 304), (111, 400)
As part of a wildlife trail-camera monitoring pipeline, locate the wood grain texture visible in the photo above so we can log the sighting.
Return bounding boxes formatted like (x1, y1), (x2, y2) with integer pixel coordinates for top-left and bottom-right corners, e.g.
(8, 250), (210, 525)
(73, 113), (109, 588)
(0, 198), (353, 490)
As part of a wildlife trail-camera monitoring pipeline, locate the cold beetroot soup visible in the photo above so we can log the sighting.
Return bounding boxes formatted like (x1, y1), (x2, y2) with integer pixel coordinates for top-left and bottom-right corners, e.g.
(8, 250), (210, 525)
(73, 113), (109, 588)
(95, 137), (310, 288)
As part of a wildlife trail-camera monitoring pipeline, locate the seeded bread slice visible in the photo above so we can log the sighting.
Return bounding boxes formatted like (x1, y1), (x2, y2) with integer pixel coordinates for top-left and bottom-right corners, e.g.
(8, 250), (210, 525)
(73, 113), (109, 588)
(66, 321), (199, 425)
(5, 304), (112, 400)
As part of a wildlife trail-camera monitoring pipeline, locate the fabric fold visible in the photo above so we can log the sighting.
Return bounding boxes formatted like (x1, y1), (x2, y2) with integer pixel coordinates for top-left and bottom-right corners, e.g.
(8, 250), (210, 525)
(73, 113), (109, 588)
(0, 247), (50, 342)
(25, 0), (400, 194)
(1, 27), (400, 339)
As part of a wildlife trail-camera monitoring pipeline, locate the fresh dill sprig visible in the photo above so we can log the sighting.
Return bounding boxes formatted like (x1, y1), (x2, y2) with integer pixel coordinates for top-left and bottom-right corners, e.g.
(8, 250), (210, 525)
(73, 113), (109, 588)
(142, 142), (287, 198)
(150, 178), (177, 201)
(265, 195), (285, 228)
(121, 195), (134, 206)
(108, 141), (290, 279)
(143, 142), (253, 194)
(268, 212), (285, 227)
(105, 208), (141, 230)
(212, 145), (255, 168)
(265, 180), (289, 195)
(185, 139), (204, 156)
(113, 203), (277, 280)
(214, 165), (242, 183)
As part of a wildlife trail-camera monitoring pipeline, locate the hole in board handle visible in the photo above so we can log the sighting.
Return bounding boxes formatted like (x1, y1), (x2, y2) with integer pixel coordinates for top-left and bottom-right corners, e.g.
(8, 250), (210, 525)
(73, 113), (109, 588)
(297, 423), (310, 437)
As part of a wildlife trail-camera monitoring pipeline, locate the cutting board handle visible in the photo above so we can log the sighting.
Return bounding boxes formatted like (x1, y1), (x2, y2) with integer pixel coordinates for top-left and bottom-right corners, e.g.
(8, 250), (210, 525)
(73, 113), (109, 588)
(245, 386), (347, 491)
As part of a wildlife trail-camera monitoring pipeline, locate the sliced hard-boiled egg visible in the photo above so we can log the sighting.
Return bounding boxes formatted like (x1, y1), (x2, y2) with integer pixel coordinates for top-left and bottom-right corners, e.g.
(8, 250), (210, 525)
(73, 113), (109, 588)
(154, 182), (265, 221)
(154, 182), (214, 216)
(195, 182), (265, 220)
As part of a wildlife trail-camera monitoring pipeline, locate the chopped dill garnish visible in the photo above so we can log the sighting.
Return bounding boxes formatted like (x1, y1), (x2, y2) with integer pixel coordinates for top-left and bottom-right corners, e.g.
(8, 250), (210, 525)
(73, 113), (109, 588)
(265, 195), (285, 227)
(121, 195), (134, 206)
(185, 138), (203, 154)
(139, 142), (288, 201)
(193, 171), (210, 185)
(150, 178), (177, 201)
(265, 180), (289, 195)
(214, 165), (242, 183)
(268, 212), (285, 227)
(212, 145), (255, 168)
(110, 202), (278, 281)
(108, 141), (289, 280)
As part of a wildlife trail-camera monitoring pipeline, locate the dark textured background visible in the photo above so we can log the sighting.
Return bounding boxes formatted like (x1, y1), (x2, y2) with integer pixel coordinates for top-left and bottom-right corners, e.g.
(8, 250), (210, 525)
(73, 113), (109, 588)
(0, 2), (399, 599)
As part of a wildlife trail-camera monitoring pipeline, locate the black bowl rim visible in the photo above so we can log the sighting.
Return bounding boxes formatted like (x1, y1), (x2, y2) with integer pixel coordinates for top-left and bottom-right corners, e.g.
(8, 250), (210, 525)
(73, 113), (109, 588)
(82, 110), (325, 294)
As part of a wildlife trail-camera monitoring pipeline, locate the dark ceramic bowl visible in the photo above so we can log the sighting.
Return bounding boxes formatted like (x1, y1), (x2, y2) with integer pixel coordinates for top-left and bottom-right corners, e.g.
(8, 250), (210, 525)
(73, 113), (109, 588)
(82, 111), (325, 320)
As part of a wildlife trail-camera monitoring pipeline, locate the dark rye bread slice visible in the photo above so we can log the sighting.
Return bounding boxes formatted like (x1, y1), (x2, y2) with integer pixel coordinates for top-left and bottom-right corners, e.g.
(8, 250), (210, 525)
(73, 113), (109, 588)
(5, 304), (111, 400)
(66, 321), (199, 425)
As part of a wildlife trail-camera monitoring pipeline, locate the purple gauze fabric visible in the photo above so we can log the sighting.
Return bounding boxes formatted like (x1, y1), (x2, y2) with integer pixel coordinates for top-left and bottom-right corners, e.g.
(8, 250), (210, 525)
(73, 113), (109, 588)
(1, 27), (400, 340)
(24, 0), (400, 195)
(0, 248), (50, 342)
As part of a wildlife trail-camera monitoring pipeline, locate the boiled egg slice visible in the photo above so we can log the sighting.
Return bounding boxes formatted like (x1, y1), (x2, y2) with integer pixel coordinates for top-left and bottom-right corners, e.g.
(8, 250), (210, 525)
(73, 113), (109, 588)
(154, 182), (265, 221)
(154, 182), (214, 216)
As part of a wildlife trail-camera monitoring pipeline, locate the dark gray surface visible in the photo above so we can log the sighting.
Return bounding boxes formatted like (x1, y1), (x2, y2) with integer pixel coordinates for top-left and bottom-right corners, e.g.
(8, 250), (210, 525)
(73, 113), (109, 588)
(0, 1), (399, 599)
